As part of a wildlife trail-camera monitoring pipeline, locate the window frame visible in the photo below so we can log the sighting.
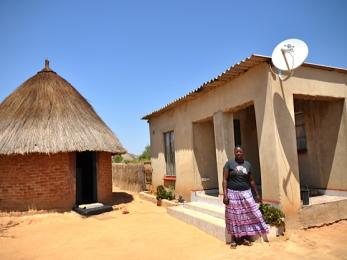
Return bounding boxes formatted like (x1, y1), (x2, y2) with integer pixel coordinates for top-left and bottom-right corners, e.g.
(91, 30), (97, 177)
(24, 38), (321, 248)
(295, 112), (307, 153)
(163, 131), (176, 176)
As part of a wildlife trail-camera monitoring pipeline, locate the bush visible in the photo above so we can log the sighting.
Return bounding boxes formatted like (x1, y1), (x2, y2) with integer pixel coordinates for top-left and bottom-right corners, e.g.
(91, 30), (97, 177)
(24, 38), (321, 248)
(156, 185), (174, 200)
(112, 155), (123, 163)
(259, 204), (285, 226)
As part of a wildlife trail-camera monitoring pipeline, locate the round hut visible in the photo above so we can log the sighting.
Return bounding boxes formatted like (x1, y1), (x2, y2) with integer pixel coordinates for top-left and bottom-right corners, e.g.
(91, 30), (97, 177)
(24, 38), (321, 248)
(0, 61), (126, 211)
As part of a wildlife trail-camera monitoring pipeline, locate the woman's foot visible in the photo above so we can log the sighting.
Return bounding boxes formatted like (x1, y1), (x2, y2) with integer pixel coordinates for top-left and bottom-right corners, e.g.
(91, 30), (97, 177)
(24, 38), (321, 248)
(230, 241), (237, 249)
(242, 238), (253, 246)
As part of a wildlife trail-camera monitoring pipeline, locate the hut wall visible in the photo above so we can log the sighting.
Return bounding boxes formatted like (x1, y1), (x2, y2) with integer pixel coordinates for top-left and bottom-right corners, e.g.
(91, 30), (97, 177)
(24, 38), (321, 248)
(97, 152), (113, 204)
(0, 152), (75, 211)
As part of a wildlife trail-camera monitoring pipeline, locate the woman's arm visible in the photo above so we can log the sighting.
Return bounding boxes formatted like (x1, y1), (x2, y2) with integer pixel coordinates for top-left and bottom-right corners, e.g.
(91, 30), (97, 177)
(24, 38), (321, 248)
(249, 173), (262, 204)
(223, 168), (229, 205)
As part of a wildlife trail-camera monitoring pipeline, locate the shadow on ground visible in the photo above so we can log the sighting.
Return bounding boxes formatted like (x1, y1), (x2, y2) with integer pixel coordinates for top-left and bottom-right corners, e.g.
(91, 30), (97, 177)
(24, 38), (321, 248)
(111, 192), (134, 206)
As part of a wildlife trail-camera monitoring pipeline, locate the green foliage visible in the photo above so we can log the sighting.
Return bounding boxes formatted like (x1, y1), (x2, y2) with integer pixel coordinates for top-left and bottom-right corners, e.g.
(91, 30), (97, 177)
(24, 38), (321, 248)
(112, 155), (123, 163)
(113, 145), (151, 164)
(156, 185), (175, 200)
(259, 204), (285, 226)
(138, 145), (150, 161)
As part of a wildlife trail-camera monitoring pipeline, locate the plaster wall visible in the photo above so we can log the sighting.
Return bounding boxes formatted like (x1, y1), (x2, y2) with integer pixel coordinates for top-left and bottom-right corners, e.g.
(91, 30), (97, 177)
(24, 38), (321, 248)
(269, 66), (347, 219)
(295, 99), (347, 190)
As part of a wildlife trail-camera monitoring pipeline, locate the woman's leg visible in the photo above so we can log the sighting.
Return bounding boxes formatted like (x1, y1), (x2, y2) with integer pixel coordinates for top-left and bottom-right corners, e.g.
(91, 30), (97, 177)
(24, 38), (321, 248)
(241, 236), (252, 246)
(230, 235), (237, 249)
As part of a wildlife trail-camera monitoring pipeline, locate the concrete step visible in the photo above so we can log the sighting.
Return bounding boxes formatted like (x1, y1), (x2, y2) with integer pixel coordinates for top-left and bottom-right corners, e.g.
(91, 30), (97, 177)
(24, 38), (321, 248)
(183, 202), (225, 220)
(191, 191), (224, 206)
(168, 203), (283, 243)
(167, 205), (231, 242)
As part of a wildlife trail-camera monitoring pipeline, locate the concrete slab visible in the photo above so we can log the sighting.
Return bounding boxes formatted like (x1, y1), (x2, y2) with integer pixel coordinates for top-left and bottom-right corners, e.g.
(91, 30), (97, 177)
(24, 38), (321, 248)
(167, 205), (230, 242)
(300, 197), (347, 228)
(191, 191), (224, 206)
(183, 202), (225, 219)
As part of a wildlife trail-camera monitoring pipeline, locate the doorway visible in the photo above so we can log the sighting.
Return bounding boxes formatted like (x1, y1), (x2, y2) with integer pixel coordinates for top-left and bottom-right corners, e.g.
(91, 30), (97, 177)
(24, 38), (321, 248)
(76, 152), (97, 205)
(193, 118), (218, 190)
(233, 105), (261, 187)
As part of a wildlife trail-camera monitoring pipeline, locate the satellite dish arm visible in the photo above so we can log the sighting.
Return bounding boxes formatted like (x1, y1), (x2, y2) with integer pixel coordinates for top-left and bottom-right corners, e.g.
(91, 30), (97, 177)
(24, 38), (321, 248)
(281, 48), (292, 73)
(269, 63), (293, 81)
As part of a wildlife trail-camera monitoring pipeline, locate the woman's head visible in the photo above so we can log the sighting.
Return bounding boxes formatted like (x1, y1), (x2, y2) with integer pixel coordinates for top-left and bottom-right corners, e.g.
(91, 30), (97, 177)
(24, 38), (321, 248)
(234, 146), (244, 161)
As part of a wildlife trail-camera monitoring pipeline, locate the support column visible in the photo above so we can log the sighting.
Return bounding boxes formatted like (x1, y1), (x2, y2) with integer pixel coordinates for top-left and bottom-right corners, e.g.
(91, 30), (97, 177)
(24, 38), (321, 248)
(254, 79), (301, 227)
(254, 99), (282, 205)
(213, 111), (234, 193)
(273, 94), (301, 215)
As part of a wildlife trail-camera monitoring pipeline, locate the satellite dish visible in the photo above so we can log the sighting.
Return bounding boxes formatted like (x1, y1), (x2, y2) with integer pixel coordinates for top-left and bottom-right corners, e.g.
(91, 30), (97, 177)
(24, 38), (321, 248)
(271, 39), (309, 80)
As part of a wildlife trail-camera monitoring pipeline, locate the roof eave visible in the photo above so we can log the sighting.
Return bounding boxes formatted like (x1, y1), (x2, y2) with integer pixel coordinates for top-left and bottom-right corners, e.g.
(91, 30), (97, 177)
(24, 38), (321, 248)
(142, 54), (347, 120)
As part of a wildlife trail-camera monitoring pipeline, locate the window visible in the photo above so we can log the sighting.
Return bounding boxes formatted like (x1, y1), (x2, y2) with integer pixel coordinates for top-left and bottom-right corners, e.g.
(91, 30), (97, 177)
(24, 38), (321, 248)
(233, 119), (241, 146)
(164, 131), (175, 176)
(295, 112), (307, 152)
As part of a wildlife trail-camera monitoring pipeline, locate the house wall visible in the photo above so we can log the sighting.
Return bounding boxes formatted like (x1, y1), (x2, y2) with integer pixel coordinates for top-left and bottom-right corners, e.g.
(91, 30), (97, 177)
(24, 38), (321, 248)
(269, 66), (347, 223)
(97, 152), (113, 204)
(295, 99), (347, 190)
(0, 152), (75, 211)
(149, 63), (271, 202)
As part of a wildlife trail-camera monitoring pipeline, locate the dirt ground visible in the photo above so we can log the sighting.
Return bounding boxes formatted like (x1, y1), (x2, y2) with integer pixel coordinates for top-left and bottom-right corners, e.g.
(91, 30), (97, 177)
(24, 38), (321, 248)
(1, 191), (347, 260)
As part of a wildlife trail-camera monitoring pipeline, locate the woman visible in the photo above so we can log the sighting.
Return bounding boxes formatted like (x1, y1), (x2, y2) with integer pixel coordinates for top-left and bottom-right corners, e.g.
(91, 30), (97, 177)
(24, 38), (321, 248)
(223, 146), (269, 248)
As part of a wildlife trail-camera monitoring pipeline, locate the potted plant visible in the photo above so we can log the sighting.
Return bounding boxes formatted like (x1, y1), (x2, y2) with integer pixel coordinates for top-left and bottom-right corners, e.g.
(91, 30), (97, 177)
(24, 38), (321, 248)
(156, 185), (175, 206)
(156, 195), (162, 206)
(259, 204), (285, 236)
(156, 185), (166, 206)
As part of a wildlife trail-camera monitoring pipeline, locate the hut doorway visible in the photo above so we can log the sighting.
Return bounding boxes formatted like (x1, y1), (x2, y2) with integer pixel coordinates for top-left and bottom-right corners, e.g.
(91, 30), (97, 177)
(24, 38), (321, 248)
(76, 152), (97, 205)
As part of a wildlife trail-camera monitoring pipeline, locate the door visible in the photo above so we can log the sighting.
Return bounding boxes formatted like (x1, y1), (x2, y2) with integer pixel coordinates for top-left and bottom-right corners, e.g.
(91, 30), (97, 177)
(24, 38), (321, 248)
(76, 152), (97, 205)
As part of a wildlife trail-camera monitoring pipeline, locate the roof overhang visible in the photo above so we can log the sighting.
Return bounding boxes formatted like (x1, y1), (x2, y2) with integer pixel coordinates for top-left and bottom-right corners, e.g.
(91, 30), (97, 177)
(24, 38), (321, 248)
(142, 54), (347, 120)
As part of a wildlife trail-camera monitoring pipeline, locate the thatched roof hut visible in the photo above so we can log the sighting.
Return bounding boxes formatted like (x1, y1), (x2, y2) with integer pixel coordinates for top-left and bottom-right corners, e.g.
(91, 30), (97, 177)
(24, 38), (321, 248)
(0, 60), (125, 155)
(0, 61), (125, 211)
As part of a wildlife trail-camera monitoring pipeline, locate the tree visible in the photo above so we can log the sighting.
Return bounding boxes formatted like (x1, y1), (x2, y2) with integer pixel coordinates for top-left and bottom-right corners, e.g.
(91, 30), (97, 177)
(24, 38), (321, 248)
(139, 145), (150, 161)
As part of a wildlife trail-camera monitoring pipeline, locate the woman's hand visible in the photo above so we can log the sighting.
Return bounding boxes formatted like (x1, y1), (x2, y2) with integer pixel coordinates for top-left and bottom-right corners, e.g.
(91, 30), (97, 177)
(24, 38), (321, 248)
(223, 195), (229, 205)
(255, 194), (262, 204)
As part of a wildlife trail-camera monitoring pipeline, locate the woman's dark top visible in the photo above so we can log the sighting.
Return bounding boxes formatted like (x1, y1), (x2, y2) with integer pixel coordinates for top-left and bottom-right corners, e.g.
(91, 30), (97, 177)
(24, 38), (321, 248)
(223, 159), (252, 191)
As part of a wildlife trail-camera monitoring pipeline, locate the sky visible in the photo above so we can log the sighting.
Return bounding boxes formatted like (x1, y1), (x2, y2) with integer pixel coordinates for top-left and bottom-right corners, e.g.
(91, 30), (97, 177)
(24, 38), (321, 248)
(0, 0), (346, 155)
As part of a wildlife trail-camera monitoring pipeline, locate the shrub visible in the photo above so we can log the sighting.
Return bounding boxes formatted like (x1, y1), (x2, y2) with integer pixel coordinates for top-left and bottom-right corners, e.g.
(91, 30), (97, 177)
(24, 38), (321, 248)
(259, 204), (285, 226)
(112, 155), (123, 163)
(156, 185), (174, 200)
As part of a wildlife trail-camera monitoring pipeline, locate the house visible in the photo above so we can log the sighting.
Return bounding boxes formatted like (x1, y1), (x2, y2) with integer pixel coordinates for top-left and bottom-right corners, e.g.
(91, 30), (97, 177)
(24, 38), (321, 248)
(0, 60), (125, 211)
(143, 54), (347, 227)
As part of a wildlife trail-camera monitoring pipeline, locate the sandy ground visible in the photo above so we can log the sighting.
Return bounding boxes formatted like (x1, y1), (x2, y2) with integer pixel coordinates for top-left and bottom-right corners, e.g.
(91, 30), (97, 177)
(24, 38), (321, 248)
(1, 191), (347, 260)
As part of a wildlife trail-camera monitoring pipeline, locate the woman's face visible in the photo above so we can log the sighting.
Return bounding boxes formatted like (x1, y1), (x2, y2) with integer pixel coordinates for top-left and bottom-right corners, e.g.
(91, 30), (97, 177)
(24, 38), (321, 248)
(234, 147), (244, 160)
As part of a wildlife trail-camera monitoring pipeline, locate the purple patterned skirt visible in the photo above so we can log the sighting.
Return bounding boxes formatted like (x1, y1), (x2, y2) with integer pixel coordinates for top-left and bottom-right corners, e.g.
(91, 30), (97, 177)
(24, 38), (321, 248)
(225, 189), (269, 238)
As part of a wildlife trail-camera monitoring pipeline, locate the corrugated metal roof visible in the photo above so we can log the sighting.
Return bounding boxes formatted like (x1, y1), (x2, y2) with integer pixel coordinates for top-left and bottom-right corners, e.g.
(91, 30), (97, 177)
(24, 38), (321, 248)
(142, 54), (347, 120)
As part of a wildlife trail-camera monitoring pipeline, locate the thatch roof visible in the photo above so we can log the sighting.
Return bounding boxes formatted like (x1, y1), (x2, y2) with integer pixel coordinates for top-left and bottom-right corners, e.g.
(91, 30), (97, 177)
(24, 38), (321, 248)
(0, 60), (126, 155)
